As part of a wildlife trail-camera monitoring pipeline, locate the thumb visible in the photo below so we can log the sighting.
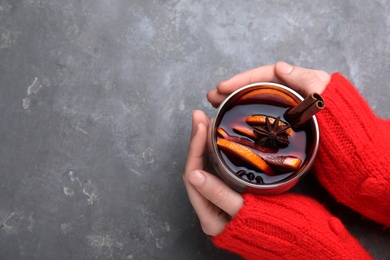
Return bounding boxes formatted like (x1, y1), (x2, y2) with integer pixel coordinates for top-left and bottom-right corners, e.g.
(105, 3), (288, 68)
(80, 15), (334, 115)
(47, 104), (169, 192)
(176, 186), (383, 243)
(275, 61), (330, 96)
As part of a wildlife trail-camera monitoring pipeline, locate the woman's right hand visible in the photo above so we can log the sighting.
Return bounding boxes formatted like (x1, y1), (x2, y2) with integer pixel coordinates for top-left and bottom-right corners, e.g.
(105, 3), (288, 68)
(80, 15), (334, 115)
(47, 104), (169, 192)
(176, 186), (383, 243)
(207, 61), (330, 108)
(183, 110), (244, 236)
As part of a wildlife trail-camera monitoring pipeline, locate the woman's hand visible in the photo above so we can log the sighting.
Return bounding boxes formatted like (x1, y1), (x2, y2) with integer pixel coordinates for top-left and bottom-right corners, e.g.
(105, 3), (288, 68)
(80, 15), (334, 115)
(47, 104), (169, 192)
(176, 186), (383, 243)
(183, 110), (243, 236)
(183, 62), (330, 236)
(207, 61), (330, 108)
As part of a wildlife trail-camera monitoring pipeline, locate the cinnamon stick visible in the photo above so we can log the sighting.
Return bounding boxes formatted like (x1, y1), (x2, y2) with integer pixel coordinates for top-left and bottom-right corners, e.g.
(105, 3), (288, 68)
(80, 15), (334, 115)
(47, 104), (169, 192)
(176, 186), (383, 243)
(284, 92), (325, 128)
(263, 156), (302, 171)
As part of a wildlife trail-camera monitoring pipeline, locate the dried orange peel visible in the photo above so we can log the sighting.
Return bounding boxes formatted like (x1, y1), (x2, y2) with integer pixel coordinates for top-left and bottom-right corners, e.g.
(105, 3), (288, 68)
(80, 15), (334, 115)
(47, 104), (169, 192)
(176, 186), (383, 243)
(237, 88), (298, 107)
(217, 128), (258, 150)
(217, 127), (230, 139)
(232, 125), (258, 139)
(246, 115), (292, 135)
(217, 138), (275, 176)
(217, 127), (273, 153)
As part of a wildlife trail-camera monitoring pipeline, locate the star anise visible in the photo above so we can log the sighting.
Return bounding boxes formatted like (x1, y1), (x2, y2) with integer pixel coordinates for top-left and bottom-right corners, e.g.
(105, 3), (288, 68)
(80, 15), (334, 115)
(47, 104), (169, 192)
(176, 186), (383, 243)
(253, 116), (291, 151)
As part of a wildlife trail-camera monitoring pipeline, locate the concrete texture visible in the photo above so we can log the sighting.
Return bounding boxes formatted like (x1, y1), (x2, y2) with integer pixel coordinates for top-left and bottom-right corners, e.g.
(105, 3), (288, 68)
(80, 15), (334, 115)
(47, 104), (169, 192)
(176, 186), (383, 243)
(0, 0), (389, 259)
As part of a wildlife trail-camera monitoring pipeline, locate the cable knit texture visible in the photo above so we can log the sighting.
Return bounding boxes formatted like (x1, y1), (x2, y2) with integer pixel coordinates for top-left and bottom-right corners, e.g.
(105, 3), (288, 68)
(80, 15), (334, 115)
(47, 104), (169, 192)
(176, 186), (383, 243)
(212, 193), (372, 260)
(314, 73), (390, 227)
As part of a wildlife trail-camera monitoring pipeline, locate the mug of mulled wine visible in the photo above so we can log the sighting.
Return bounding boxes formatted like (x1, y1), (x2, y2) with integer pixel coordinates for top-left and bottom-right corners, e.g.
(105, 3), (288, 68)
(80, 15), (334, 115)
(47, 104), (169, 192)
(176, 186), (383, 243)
(208, 82), (323, 194)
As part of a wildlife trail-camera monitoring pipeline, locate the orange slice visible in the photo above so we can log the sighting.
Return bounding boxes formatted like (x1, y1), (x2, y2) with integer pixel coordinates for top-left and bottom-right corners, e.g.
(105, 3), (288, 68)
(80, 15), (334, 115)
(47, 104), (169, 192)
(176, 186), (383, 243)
(237, 88), (298, 107)
(217, 127), (277, 153)
(217, 138), (274, 176)
(246, 115), (292, 135)
(217, 127), (229, 139)
(232, 125), (258, 139)
(217, 127), (257, 150)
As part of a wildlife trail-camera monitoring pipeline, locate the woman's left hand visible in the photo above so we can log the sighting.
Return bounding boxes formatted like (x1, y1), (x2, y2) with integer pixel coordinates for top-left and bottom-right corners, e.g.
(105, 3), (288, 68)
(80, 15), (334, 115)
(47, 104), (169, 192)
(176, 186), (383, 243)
(183, 110), (244, 236)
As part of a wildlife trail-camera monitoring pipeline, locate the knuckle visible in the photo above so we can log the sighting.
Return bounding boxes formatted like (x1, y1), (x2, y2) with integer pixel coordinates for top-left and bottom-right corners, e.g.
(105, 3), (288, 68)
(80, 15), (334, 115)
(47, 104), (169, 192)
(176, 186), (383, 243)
(300, 70), (318, 86)
(316, 70), (331, 82)
(316, 69), (328, 76)
(208, 186), (229, 205)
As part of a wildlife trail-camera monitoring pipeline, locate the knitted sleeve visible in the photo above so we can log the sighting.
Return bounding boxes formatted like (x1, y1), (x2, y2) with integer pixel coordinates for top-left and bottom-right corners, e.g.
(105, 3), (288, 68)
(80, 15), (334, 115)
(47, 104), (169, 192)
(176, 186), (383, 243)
(314, 73), (390, 227)
(212, 193), (372, 260)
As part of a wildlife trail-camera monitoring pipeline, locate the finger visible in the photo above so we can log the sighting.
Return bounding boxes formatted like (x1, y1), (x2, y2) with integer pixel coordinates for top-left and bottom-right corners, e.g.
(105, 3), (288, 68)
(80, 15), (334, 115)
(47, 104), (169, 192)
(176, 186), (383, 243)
(184, 121), (229, 235)
(183, 121), (208, 217)
(192, 110), (210, 125)
(206, 89), (229, 108)
(186, 121), (207, 174)
(217, 64), (283, 95)
(188, 170), (243, 217)
(275, 61), (330, 96)
(191, 110), (209, 138)
(183, 171), (228, 236)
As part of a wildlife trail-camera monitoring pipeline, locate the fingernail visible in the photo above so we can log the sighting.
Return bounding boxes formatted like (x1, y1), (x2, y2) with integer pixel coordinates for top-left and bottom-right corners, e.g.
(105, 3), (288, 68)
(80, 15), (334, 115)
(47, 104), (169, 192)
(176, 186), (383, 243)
(278, 62), (294, 74)
(189, 170), (206, 186)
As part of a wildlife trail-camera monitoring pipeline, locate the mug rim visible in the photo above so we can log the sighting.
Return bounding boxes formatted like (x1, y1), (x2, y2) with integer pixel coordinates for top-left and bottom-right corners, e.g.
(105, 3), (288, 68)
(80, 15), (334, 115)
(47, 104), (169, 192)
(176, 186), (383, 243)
(211, 82), (320, 192)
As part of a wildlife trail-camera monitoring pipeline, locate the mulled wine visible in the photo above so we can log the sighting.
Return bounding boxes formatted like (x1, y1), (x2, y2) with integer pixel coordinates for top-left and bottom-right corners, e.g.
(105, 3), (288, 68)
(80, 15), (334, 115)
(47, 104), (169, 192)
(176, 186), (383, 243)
(209, 83), (322, 194)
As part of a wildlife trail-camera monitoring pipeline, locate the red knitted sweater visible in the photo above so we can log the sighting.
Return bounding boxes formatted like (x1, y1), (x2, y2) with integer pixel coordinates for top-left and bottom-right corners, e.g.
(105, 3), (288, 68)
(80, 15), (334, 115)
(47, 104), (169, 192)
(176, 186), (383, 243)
(212, 73), (390, 260)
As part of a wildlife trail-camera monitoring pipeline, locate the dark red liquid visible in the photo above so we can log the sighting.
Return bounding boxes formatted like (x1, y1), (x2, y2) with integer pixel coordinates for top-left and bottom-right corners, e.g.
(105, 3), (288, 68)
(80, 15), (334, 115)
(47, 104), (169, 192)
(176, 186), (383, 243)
(217, 103), (311, 184)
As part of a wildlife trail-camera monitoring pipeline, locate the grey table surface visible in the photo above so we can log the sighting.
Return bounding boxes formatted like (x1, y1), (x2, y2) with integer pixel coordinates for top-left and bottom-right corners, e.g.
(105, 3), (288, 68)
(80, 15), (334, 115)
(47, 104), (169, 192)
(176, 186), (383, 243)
(1, 0), (389, 259)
